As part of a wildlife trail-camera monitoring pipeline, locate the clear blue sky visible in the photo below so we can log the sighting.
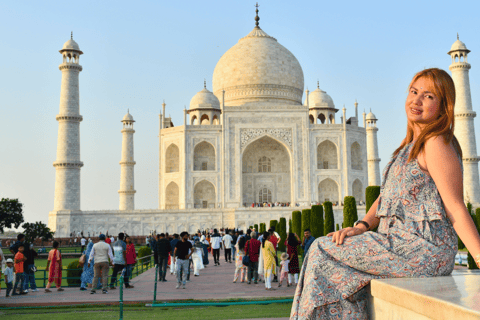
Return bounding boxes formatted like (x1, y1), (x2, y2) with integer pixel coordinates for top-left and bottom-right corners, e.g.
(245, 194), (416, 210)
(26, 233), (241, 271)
(1, 0), (479, 227)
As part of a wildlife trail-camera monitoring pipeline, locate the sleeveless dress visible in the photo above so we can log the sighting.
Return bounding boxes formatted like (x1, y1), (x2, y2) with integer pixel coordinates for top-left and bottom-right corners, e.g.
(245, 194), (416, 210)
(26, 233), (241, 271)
(291, 142), (459, 320)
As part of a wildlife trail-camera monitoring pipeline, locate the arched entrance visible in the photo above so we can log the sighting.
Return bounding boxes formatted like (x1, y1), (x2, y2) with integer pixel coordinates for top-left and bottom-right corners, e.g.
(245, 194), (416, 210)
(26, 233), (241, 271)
(242, 136), (291, 206)
(318, 178), (339, 204)
(194, 180), (216, 208)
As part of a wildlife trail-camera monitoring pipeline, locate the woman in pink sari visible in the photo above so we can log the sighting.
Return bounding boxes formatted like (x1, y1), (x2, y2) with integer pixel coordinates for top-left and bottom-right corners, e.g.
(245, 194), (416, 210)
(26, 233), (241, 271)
(45, 241), (64, 292)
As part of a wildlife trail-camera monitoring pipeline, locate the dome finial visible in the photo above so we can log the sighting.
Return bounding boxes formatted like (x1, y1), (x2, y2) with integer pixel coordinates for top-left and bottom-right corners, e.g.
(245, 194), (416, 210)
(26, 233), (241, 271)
(128, 108), (129, 113)
(457, 32), (459, 40)
(317, 80), (319, 89)
(204, 78), (206, 89)
(255, 2), (260, 28)
(71, 31), (73, 40)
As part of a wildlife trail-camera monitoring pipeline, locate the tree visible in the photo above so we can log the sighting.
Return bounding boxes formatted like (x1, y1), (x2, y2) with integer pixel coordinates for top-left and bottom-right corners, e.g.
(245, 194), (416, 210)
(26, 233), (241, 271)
(292, 211), (302, 238)
(301, 209), (311, 242)
(365, 186), (381, 213)
(278, 218), (287, 252)
(288, 219), (292, 233)
(343, 196), (358, 228)
(22, 221), (55, 246)
(254, 224), (259, 232)
(270, 220), (278, 231)
(336, 223), (340, 231)
(259, 223), (266, 234)
(324, 201), (335, 235)
(311, 205), (324, 238)
(0, 198), (24, 233)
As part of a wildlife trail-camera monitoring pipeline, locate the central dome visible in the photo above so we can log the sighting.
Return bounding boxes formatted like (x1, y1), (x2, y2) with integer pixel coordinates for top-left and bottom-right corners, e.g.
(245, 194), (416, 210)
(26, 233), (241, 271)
(212, 26), (304, 106)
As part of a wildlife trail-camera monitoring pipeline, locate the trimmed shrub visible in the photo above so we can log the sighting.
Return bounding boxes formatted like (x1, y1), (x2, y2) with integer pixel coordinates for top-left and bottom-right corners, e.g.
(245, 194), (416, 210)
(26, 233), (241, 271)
(260, 223), (266, 234)
(311, 205), (324, 238)
(66, 260), (82, 286)
(254, 224), (259, 232)
(324, 201), (335, 235)
(289, 219), (292, 233)
(301, 209), (311, 242)
(365, 186), (381, 213)
(249, 226), (253, 230)
(138, 246), (152, 266)
(292, 211), (302, 238)
(467, 210), (480, 269)
(467, 202), (472, 214)
(343, 196), (358, 228)
(270, 220), (278, 231)
(476, 208), (480, 233)
(458, 236), (465, 250)
(278, 218), (287, 252)
(336, 223), (340, 231)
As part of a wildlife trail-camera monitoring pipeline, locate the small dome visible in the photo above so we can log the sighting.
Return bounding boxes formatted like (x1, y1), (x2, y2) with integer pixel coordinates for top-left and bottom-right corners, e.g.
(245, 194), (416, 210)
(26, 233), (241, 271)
(450, 39), (467, 51)
(305, 88), (335, 109)
(122, 111), (134, 122)
(190, 88), (220, 110)
(366, 111), (377, 120)
(61, 39), (82, 52)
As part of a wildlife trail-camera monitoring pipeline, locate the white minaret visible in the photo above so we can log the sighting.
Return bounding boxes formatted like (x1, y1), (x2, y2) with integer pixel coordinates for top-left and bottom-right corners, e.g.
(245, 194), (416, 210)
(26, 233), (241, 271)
(53, 34), (84, 211)
(449, 36), (480, 205)
(119, 110), (136, 210)
(366, 110), (381, 186)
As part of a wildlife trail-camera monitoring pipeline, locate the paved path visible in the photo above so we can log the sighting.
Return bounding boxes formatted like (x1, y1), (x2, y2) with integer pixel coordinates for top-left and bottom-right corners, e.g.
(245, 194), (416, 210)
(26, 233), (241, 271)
(0, 260), (295, 307)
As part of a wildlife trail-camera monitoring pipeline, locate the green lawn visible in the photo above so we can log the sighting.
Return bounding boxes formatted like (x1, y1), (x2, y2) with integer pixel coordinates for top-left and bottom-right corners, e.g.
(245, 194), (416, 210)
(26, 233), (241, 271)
(0, 302), (292, 320)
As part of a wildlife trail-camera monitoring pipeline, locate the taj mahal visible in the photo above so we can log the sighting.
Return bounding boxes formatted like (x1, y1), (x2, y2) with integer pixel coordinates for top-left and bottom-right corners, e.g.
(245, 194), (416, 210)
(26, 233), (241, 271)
(48, 9), (480, 237)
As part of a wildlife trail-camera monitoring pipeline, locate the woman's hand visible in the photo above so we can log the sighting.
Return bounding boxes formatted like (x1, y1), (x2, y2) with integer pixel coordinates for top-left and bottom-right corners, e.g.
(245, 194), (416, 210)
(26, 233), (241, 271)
(327, 227), (366, 245)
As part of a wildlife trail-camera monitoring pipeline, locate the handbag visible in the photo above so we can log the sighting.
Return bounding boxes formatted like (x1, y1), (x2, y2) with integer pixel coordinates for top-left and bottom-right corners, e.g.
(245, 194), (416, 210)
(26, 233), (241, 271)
(79, 254), (86, 267)
(242, 254), (250, 266)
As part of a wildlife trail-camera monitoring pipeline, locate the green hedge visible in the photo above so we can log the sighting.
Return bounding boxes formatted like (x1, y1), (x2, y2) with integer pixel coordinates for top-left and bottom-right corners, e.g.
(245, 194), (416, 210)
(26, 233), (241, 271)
(301, 209), (311, 242)
(343, 196), (358, 228)
(278, 218), (287, 252)
(66, 260), (82, 286)
(138, 246), (152, 266)
(366, 186), (381, 213)
(260, 223), (266, 234)
(254, 224), (259, 232)
(288, 219), (292, 233)
(270, 220), (278, 231)
(311, 205), (324, 238)
(324, 201), (335, 235)
(467, 209), (480, 269)
(336, 223), (340, 231)
(292, 211), (302, 238)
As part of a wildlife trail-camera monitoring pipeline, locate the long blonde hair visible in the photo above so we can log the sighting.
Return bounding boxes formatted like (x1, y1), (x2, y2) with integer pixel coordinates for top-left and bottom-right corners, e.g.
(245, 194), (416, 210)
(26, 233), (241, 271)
(393, 68), (462, 161)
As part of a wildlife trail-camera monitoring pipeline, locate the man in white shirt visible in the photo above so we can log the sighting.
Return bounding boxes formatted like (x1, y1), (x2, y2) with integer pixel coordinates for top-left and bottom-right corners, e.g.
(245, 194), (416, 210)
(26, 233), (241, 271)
(222, 231), (233, 263)
(210, 229), (222, 266)
(80, 237), (86, 253)
(88, 234), (114, 294)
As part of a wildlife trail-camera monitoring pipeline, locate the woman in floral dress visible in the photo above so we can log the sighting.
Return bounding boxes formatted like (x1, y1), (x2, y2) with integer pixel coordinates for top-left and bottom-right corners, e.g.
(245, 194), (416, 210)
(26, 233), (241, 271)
(291, 68), (480, 319)
(233, 236), (247, 283)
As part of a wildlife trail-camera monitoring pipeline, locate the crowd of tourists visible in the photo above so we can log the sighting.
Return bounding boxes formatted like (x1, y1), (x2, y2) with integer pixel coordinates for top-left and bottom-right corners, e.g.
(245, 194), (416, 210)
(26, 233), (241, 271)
(0, 226), (318, 297)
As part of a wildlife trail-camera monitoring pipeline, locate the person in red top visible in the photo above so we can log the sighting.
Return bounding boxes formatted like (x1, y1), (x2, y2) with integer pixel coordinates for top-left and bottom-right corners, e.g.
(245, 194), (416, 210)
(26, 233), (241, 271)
(245, 232), (261, 284)
(13, 244), (27, 295)
(105, 237), (112, 245)
(125, 236), (136, 288)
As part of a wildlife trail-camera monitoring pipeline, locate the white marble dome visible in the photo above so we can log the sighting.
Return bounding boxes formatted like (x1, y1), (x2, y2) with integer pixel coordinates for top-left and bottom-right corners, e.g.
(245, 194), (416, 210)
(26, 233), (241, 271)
(61, 39), (82, 52)
(190, 88), (220, 110)
(305, 88), (335, 108)
(450, 39), (468, 52)
(212, 26), (304, 106)
(122, 111), (134, 122)
(366, 111), (377, 120)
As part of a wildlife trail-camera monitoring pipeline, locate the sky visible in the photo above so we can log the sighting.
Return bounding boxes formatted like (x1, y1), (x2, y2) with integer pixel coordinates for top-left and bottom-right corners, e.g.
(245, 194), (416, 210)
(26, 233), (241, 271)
(1, 0), (480, 227)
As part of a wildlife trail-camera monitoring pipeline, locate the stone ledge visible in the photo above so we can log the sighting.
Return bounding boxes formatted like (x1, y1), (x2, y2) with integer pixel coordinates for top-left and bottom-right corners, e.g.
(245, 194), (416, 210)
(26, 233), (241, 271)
(369, 270), (480, 320)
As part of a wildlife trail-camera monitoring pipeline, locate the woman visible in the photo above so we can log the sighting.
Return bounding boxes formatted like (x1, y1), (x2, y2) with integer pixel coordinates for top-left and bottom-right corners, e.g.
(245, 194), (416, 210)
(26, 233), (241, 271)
(45, 241), (64, 292)
(261, 231), (276, 290)
(291, 68), (480, 319)
(285, 232), (300, 286)
(191, 241), (204, 276)
(80, 240), (94, 290)
(206, 233), (212, 254)
(233, 236), (247, 283)
(200, 235), (210, 266)
(125, 236), (136, 288)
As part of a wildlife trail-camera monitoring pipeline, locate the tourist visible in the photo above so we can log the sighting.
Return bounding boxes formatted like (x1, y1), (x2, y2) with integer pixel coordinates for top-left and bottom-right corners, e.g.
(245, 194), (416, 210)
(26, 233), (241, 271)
(154, 233), (171, 282)
(45, 241), (63, 293)
(268, 228), (279, 282)
(174, 231), (193, 289)
(245, 232), (261, 284)
(23, 243), (38, 292)
(291, 68), (480, 319)
(210, 229), (222, 266)
(285, 232), (300, 285)
(4, 258), (14, 297)
(231, 231), (238, 261)
(110, 235), (115, 244)
(12, 244), (27, 295)
(9, 234), (26, 255)
(110, 233), (132, 289)
(81, 236), (86, 253)
(261, 231), (276, 290)
(88, 234), (114, 294)
(278, 252), (290, 287)
(80, 240), (94, 291)
(301, 228), (315, 257)
(105, 235), (112, 246)
(233, 236), (247, 283)
(169, 234), (180, 275)
(125, 235), (137, 285)
(200, 235), (210, 266)
(222, 231), (233, 263)
(191, 241), (204, 276)
(0, 241), (5, 296)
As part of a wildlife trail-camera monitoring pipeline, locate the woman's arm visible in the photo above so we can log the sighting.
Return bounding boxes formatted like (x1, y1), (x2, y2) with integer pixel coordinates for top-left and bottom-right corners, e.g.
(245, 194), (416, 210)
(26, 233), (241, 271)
(425, 136), (480, 263)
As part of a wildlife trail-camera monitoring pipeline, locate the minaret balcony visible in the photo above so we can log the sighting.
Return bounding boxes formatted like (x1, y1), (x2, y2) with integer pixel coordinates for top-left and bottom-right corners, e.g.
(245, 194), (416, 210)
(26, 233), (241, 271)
(59, 64), (83, 71)
(56, 114), (83, 122)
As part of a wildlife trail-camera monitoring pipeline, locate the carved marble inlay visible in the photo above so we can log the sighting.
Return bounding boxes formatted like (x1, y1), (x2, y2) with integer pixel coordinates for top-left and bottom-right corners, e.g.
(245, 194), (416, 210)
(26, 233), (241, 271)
(240, 128), (292, 151)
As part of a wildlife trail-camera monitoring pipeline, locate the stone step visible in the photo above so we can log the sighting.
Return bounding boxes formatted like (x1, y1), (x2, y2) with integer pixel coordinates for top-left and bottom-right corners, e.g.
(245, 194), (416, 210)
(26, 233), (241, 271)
(369, 270), (480, 320)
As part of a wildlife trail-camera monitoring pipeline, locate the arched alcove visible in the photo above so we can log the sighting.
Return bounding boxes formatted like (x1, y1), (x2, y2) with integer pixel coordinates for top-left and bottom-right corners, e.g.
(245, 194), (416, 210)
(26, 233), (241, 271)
(191, 115), (198, 125)
(212, 115), (219, 125)
(351, 142), (363, 170)
(318, 113), (326, 124)
(317, 140), (338, 169)
(194, 180), (216, 208)
(309, 115), (315, 124)
(194, 141), (215, 171)
(165, 181), (179, 209)
(200, 114), (210, 125)
(165, 144), (179, 173)
(352, 179), (363, 203)
(318, 178), (339, 204)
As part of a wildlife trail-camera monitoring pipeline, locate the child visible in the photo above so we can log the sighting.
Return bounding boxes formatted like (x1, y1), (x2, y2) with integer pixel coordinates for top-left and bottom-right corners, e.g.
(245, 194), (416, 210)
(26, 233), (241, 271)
(4, 259), (14, 297)
(278, 252), (290, 287)
(13, 244), (27, 295)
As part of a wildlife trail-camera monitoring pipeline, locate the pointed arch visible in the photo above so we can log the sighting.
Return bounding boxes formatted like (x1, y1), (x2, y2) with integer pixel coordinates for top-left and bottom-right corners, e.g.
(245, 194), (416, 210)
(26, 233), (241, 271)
(318, 178), (339, 204)
(165, 144), (179, 173)
(318, 113), (326, 124)
(200, 114), (210, 125)
(329, 114), (334, 124)
(212, 115), (219, 125)
(317, 140), (338, 169)
(194, 141), (215, 171)
(352, 179), (363, 204)
(191, 115), (198, 125)
(165, 181), (179, 209)
(351, 141), (363, 170)
(194, 180), (216, 208)
(309, 115), (315, 124)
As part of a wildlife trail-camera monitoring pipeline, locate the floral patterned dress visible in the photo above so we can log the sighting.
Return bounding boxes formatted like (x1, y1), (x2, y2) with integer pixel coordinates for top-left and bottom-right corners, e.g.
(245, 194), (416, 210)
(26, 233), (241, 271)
(291, 142), (459, 319)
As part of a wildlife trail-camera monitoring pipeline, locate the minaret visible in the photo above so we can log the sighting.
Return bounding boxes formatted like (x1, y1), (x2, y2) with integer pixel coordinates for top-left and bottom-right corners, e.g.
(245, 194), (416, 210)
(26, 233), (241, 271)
(53, 34), (84, 211)
(119, 110), (136, 210)
(449, 35), (480, 205)
(366, 110), (381, 186)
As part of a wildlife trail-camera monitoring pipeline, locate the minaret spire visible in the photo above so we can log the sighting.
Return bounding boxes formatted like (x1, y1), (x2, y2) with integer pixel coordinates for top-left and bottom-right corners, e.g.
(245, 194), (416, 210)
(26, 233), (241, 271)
(457, 32), (459, 40)
(71, 31), (73, 40)
(317, 80), (319, 89)
(204, 78), (206, 89)
(255, 2), (260, 28)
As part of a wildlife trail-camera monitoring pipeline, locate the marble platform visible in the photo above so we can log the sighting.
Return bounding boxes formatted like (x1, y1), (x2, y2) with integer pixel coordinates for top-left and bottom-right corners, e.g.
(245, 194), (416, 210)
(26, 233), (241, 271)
(369, 270), (480, 320)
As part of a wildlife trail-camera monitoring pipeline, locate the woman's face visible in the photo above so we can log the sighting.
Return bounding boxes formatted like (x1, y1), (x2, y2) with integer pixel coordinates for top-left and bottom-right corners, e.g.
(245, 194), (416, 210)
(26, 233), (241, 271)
(126, 237), (130, 244)
(405, 77), (441, 127)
